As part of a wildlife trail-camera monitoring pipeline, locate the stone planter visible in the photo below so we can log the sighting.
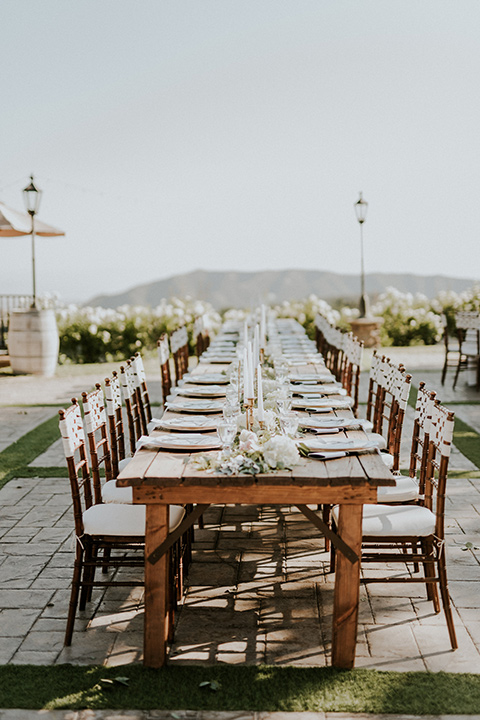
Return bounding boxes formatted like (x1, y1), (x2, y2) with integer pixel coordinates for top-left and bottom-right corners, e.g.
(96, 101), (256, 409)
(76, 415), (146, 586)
(7, 307), (59, 377)
(350, 317), (384, 349)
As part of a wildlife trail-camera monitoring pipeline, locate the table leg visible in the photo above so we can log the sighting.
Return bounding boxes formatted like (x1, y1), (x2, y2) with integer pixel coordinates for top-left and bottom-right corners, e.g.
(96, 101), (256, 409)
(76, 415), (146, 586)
(144, 504), (169, 667)
(331, 503), (362, 669)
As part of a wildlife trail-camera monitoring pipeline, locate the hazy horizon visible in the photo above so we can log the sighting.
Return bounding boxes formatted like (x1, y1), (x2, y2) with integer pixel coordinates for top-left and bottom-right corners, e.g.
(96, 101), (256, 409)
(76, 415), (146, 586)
(2, 1), (480, 303)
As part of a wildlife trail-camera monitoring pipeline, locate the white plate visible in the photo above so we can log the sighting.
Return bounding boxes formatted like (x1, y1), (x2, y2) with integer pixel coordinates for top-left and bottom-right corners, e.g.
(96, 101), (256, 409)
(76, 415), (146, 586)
(137, 433), (221, 451)
(298, 438), (378, 453)
(176, 385), (227, 398)
(165, 400), (224, 413)
(200, 356), (236, 364)
(289, 373), (335, 383)
(153, 416), (219, 432)
(292, 397), (353, 409)
(183, 373), (229, 385)
(300, 417), (358, 430)
(292, 385), (346, 396)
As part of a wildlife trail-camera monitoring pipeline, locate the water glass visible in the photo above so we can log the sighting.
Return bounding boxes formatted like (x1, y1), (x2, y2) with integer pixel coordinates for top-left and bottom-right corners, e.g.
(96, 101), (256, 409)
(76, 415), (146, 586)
(274, 359), (289, 383)
(279, 411), (299, 438)
(276, 389), (292, 414)
(217, 419), (236, 456)
(223, 399), (240, 424)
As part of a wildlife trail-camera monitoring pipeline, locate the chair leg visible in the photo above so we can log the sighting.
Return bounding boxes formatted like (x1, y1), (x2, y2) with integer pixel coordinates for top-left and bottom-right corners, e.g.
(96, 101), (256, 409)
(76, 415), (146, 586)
(80, 544), (95, 610)
(65, 546), (83, 645)
(422, 538), (440, 611)
(102, 546), (111, 575)
(437, 543), (458, 650)
(441, 360), (447, 386)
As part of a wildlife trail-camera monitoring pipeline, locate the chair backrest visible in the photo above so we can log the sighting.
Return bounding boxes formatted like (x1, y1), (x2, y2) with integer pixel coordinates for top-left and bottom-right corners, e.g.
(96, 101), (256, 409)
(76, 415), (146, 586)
(455, 311), (480, 331)
(131, 352), (152, 434)
(341, 332), (364, 416)
(375, 358), (412, 471)
(365, 350), (383, 424)
(193, 316), (205, 358)
(104, 371), (127, 476)
(424, 399), (455, 539)
(157, 332), (172, 402)
(58, 399), (93, 538)
(120, 360), (143, 455)
(82, 386), (113, 503)
(409, 381), (436, 492)
(170, 325), (189, 384)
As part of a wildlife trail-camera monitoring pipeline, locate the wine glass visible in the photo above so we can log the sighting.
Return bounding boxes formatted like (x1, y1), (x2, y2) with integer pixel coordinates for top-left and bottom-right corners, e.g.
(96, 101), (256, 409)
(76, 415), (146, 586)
(217, 419), (236, 457)
(223, 398), (240, 424)
(276, 388), (292, 414)
(274, 358), (289, 383)
(279, 411), (299, 438)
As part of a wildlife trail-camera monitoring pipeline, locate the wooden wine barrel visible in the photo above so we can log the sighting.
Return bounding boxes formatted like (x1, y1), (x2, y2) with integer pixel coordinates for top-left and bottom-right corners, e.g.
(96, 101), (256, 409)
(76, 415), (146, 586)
(8, 308), (59, 377)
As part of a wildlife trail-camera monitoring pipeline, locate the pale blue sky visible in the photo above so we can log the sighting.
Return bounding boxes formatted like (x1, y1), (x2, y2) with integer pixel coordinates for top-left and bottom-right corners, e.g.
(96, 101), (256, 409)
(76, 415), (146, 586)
(1, 0), (479, 303)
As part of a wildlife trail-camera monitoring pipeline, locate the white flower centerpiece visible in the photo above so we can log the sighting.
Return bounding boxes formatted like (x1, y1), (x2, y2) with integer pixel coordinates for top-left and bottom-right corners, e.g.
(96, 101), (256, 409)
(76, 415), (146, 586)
(191, 425), (300, 475)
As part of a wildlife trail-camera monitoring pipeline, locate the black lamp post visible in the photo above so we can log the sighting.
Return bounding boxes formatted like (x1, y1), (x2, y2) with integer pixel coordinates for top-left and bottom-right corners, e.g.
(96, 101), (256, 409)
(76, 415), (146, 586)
(23, 175), (43, 308)
(354, 191), (369, 318)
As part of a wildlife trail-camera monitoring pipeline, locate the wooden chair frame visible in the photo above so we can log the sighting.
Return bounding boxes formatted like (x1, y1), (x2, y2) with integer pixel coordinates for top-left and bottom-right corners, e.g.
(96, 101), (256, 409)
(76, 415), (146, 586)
(59, 400), (147, 646)
(104, 372), (127, 477)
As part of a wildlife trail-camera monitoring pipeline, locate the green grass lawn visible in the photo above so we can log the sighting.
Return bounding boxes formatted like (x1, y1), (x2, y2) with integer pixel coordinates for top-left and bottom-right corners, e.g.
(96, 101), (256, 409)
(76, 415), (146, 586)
(0, 665), (479, 714)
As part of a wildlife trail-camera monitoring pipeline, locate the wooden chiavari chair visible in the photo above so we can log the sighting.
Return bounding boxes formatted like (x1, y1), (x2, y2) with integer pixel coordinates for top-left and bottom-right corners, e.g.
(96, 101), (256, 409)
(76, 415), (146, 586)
(170, 325), (190, 385)
(59, 400), (146, 645)
(119, 360), (143, 455)
(130, 351), (153, 435)
(340, 332), (364, 417)
(104, 371), (128, 477)
(157, 332), (173, 405)
(452, 311), (480, 390)
(332, 398), (458, 651)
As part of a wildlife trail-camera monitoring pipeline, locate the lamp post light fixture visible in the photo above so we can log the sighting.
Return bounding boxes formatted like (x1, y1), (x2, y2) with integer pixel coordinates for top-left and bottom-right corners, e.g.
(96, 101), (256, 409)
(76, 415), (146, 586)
(354, 191), (369, 319)
(23, 175), (43, 308)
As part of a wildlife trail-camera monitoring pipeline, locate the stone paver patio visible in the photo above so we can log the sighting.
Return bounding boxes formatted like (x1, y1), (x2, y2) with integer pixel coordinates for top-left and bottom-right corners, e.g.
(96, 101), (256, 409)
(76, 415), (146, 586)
(0, 351), (479, 676)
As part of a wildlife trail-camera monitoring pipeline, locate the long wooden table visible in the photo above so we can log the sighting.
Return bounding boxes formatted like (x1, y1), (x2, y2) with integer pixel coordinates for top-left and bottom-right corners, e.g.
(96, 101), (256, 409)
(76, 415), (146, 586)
(117, 401), (394, 669)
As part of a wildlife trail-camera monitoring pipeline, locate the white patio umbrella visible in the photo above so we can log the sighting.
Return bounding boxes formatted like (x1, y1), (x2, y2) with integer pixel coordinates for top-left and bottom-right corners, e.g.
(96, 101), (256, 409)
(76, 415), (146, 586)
(0, 200), (64, 237)
(0, 197), (64, 307)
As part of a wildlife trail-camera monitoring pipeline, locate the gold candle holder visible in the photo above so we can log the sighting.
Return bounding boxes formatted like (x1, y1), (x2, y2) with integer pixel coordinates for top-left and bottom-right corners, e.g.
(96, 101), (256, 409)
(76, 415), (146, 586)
(245, 398), (254, 431)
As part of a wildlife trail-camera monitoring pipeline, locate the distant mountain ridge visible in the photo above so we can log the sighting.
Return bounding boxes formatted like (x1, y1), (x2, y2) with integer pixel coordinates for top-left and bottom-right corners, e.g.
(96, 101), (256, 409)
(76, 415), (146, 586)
(86, 269), (478, 310)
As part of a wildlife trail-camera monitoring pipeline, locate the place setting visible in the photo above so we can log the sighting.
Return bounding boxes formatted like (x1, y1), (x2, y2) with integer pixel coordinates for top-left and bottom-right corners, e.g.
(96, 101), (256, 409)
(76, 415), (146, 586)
(175, 384), (227, 398)
(136, 432), (222, 452)
(165, 398), (225, 413)
(182, 372), (230, 385)
(152, 415), (220, 432)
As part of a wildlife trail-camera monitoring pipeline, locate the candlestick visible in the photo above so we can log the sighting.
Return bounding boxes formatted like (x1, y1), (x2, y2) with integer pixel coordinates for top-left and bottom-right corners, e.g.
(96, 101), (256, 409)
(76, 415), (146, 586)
(243, 347), (249, 405)
(253, 323), (260, 367)
(247, 341), (255, 399)
(257, 364), (264, 422)
(244, 398), (254, 431)
(260, 304), (266, 348)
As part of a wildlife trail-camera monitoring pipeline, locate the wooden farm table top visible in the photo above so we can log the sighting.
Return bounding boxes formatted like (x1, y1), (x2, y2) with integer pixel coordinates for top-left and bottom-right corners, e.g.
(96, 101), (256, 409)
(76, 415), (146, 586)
(118, 354), (394, 670)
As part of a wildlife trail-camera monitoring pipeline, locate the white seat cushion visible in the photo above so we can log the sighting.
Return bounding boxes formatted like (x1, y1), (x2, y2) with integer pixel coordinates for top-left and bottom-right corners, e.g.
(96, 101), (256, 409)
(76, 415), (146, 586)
(357, 418), (374, 432)
(380, 452), (394, 470)
(83, 503), (185, 536)
(102, 480), (134, 504)
(333, 503), (436, 538)
(376, 475), (419, 503)
(118, 457), (131, 471)
(83, 503), (145, 536)
(367, 432), (387, 450)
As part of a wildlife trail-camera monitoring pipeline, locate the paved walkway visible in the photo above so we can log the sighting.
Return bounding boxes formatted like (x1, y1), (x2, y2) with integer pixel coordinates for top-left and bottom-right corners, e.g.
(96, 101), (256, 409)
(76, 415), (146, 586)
(0, 349), (479, 717)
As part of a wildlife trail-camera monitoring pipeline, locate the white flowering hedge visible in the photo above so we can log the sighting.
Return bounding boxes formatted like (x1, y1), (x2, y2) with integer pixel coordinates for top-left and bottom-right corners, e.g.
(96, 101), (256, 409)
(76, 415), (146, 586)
(52, 285), (480, 363)
(272, 286), (480, 347)
(56, 297), (221, 364)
